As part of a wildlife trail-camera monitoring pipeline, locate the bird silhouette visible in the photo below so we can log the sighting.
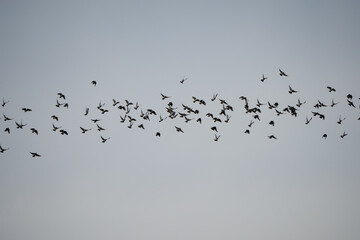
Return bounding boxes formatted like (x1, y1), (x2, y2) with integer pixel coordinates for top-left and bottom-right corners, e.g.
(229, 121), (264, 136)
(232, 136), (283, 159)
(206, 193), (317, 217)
(268, 135), (277, 140)
(4, 127), (10, 134)
(30, 128), (39, 135)
(52, 123), (61, 131)
(156, 132), (161, 137)
(340, 132), (348, 138)
(0, 145), (9, 153)
(211, 126), (218, 132)
(100, 136), (110, 143)
(91, 80), (97, 86)
(84, 107), (89, 116)
(2, 98), (9, 107)
(22, 108), (32, 112)
(175, 126), (184, 133)
(3, 114), (12, 121)
(279, 69), (288, 77)
(211, 93), (218, 101)
(269, 120), (275, 126)
(80, 127), (91, 133)
(337, 115), (345, 124)
(51, 115), (59, 121)
(180, 77), (187, 84)
(96, 124), (106, 131)
(15, 121), (27, 129)
(327, 86), (336, 92)
(30, 152), (41, 157)
(59, 129), (68, 135)
(57, 93), (66, 99)
(260, 74), (268, 82)
(322, 134), (327, 139)
(288, 85), (298, 94)
(214, 134), (220, 141)
(160, 93), (170, 100)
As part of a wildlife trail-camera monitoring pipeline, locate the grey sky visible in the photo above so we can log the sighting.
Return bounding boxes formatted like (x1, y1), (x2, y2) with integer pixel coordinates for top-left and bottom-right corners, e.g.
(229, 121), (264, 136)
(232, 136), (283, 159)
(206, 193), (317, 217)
(1, 1), (360, 239)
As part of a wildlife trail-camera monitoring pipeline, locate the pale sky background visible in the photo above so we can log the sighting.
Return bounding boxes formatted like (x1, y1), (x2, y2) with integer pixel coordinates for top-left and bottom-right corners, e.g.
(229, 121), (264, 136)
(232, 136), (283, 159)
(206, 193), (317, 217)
(1, 1), (360, 239)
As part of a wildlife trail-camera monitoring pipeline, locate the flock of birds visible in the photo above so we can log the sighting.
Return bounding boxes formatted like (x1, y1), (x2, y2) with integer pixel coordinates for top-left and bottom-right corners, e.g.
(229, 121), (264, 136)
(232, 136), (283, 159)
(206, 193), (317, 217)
(1, 69), (360, 158)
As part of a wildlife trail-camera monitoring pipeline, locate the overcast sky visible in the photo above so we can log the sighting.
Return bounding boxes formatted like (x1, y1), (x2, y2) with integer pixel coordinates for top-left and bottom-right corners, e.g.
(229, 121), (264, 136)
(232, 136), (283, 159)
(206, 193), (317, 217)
(1, 1), (360, 240)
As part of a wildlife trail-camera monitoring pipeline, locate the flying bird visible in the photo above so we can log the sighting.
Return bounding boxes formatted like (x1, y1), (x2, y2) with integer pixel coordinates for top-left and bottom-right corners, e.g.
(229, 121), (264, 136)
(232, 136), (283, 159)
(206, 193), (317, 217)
(57, 92), (66, 99)
(52, 123), (61, 131)
(180, 77), (187, 84)
(30, 152), (41, 157)
(80, 127), (91, 133)
(214, 134), (220, 141)
(59, 129), (68, 135)
(175, 126), (184, 133)
(0, 145), (9, 153)
(279, 69), (288, 77)
(160, 93), (170, 100)
(15, 121), (27, 129)
(288, 85), (298, 94)
(2, 98), (9, 107)
(84, 107), (89, 116)
(91, 80), (97, 86)
(327, 86), (336, 92)
(100, 136), (110, 143)
(4, 127), (10, 134)
(51, 115), (59, 121)
(22, 108), (32, 112)
(3, 114), (12, 121)
(30, 128), (39, 135)
(260, 74), (268, 82)
(268, 135), (277, 140)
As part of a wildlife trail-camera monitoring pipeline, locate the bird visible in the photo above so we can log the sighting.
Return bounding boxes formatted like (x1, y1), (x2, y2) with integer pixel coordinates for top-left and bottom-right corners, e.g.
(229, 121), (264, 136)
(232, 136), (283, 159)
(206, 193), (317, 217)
(211, 93), (218, 101)
(0, 145), (9, 153)
(4, 127), (10, 134)
(269, 120), (275, 126)
(96, 124), (106, 131)
(210, 126), (218, 132)
(59, 129), (68, 135)
(256, 99), (265, 107)
(30, 152), (41, 157)
(347, 99), (356, 108)
(175, 126), (184, 133)
(156, 132), (161, 137)
(279, 69), (288, 77)
(91, 80), (97, 86)
(57, 92), (66, 99)
(327, 86), (336, 92)
(51, 115), (59, 121)
(322, 134), (327, 139)
(197, 118), (202, 124)
(91, 119), (101, 123)
(160, 93), (170, 100)
(52, 123), (61, 131)
(296, 99), (306, 108)
(100, 136), (110, 143)
(268, 135), (277, 140)
(134, 102), (140, 110)
(305, 116), (312, 125)
(340, 131), (348, 138)
(55, 99), (63, 108)
(337, 115), (345, 124)
(22, 108), (32, 112)
(2, 98), (9, 107)
(138, 124), (145, 129)
(15, 121), (27, 129)
(112, 99), (120, 106)
(288, 85), (298, 94)
(30, 128), (39, 135)
(180, 77), (187, 84)
(84, 107), (89, 116)
(80, 127), (91, 133)
(260, 74), (268, 82)
(347, 94), (353, 100)
(214, 134), (220, 141)
(244, 129), (250, 134)
(3, 114), (12, 121)
(63, 103), (69, 108)
(248, 120), (254, 127)
(330, 99), (339, 107)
